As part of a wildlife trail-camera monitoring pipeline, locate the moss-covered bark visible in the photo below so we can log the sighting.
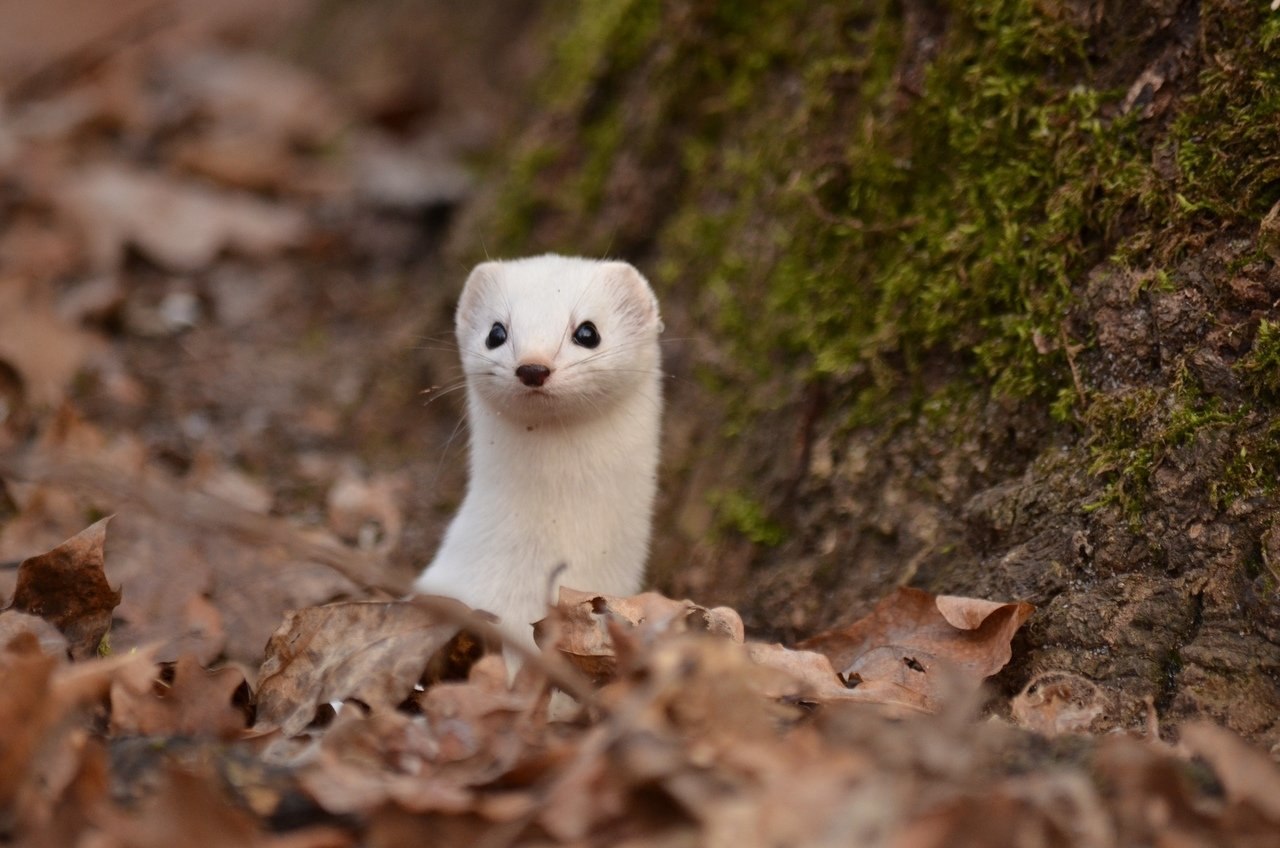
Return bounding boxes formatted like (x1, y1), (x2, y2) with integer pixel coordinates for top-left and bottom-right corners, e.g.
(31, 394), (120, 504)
(456, 0), (1280, 743)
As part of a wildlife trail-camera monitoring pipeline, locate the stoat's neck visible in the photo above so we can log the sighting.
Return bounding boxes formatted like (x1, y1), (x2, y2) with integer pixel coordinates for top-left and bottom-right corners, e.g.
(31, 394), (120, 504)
(464, 376), (661, 511)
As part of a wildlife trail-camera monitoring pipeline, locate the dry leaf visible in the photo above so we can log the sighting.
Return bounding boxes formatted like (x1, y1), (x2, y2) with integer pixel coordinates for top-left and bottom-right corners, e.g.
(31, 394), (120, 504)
(94, 767), (277, 848)
(1010, 671), (1108, 736)
(56, 163), (306, 272)
(0, 280), (103, 411)
(171, 127), (296, 192)
(169, 50), (342, 146)
(351, 134), (472, 210)
(0, 610), (70, 656)
(325, 470), (406, 554)
(1093, 735), (1220, 843)
(255, 600), (465, 736)
(1180, 722), (1280, 823)
(798, 587), (1034, 713)
(744, 641), (927, 716)
(0, 635), (61, 811)
(9, 517), (122, 659)
(297, 710), (473, 817)
(536, 588), (745, 680)
(110, 655), (249, 739)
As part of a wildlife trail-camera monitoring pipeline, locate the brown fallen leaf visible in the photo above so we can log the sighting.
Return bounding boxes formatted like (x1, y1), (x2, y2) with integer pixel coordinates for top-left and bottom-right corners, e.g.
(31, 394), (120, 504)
(1010, 671), (1108, 736)
(110, 654), (249, 739)
(170, 126), (296, 192)
(798, 587), (1034, 713)
(890, 779), (1105, 848)
(8, 516), (122, 659)
(0, 609), (70, 656)
(325, 470), (406, 554)
(56, 163), (307, 272)
(744, 641), (930, 717)
(0, 279), (104, 412)
(1180, 721), (1280, 823)
(415, 654), (546, 786)
(255, 600), (466, 736)
(1093, 734), (1220, 844)
(297, 709), (474, 817)
(0, 446), (375, 665)
(0, 634), (62, 814)
(168, 49), (343, 146)
(535, 588), (745, 680)
(0, 635), (158, 838)
(93, 765), (352, 848)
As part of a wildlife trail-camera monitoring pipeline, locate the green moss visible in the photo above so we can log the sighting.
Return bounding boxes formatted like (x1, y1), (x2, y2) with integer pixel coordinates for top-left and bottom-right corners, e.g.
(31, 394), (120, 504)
(1214, 416), (1280, 507)
(1236, 319), (1280, 398)
(711, 489), (787, 547)
(1077, 355), (1280, 517)
(1166, 3), (1280, 223)
(648, 0), (1152, 422)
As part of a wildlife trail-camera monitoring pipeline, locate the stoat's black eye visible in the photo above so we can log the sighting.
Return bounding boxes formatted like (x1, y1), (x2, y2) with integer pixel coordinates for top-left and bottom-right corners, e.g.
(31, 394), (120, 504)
(485, 322), (507, 349)
(572, 321), (600, 349)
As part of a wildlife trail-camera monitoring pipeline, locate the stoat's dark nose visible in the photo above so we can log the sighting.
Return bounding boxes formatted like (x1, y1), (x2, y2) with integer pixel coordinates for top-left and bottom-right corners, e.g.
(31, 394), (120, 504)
(516, 363), (551, 387)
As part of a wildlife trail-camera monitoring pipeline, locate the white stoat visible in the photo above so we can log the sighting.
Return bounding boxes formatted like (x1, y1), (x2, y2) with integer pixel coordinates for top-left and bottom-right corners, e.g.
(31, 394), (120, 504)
(414, 254), (663, 648)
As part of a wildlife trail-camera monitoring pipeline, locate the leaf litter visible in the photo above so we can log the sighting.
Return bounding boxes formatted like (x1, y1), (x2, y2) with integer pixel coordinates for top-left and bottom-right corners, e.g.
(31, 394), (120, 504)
(0, 2), (1277, 845)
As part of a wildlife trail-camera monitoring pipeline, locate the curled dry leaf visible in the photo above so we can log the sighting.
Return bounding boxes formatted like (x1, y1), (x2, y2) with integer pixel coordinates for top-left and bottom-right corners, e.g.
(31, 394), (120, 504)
(415, 654), (546, 785)
(255, 600), (466, 736)
(0, 635), (61, 812)
(351, 134), (473, 211)
(169, 50), (343, 146)
(0, 634), (159, 836)
(92, 766), (324, 848)
(171, 127), (296, 193)
(0, 280), (103, 411)
(1010, 671), (1108, 736)
(110, 655), (249, 740)
(0, 610), (69, 656)
(9, 516), (122, 659)
(325, 470), (406, 554)
(298, 710), (473, 818)
(1180, 721), (1280, 823)
(535, 587), (745, 680)
(1093, 735), (1220, 843)
(798, 587), (1034, 713)
(56, 164), (307, 273)
(745, 642), (930, 717)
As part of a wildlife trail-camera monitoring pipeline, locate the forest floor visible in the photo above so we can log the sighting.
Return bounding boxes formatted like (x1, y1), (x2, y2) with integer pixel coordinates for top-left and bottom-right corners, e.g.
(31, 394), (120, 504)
(0, 2), (1277, 846)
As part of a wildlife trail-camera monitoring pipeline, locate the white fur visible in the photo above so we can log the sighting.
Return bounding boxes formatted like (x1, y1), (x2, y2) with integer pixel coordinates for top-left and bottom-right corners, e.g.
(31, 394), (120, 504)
(413, 255), (663, 648)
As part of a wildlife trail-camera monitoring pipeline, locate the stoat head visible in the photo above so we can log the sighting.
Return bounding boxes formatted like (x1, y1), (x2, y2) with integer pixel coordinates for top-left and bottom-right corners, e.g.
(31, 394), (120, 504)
(455, 254), (662, 426)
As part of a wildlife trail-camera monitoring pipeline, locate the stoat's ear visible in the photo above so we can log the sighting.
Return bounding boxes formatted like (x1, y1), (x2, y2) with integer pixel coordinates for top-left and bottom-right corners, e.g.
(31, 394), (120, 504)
(600, 261), (662, 332)
(456, 261), (501, 329)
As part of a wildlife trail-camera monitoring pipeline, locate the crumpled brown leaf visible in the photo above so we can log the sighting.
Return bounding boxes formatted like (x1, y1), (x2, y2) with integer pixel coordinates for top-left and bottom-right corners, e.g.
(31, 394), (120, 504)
(56, 163), (307, 272)
(325, 470), (406, 555)
(745, 641), (925, 715)
(535, 587), (745, 680)
(1010, 671), (1108, 736)
(0, 280), (104, 415)
(168, 50), (343, 146)
(0, 634), (157, 837)
(255, 600), (466, 736)
(8, 516), (122, 659)
(798, 587), (1034, 713)
(0, 610), (70, 656)
(1181, 721), (1280, 824)
(93, 765), (352, 848)
(110, 654), (249, 740)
